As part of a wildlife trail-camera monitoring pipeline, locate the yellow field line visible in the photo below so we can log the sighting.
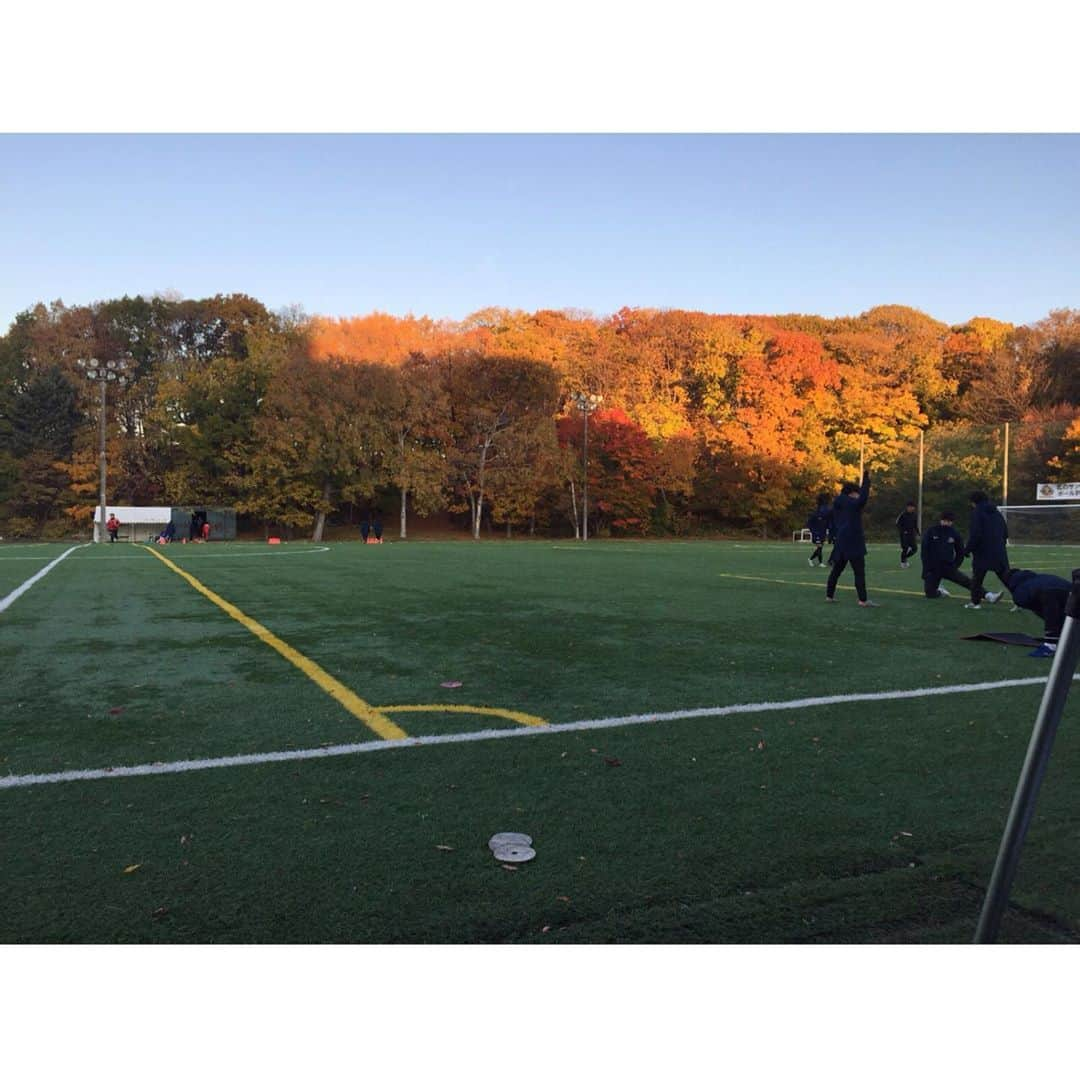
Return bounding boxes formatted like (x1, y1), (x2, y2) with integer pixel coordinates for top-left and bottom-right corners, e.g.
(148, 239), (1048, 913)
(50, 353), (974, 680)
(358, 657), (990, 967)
(716, 572), (930, 598)
(379, 704), (548, 727)
(145, 546), (407, 740)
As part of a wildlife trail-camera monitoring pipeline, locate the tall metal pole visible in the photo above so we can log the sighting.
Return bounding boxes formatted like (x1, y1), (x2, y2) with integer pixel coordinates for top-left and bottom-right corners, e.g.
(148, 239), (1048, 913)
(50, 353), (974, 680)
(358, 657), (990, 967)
(582, 406), (589, 543)
(917, 429), (925, 534)
(975, 570), (1080, 942)
(1003, 421), (1010, 511)
(98, 378), (108, 544)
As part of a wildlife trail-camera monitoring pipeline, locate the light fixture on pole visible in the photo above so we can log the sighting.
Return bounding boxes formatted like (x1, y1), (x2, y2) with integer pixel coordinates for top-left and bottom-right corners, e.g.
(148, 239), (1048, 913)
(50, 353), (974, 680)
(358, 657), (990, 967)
(570, 391), (603, 541)
(76, 354), (129, 542)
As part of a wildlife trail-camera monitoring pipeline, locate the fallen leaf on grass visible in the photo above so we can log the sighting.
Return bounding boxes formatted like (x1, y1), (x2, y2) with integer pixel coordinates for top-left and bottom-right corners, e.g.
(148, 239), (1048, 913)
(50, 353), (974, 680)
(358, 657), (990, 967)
(179, 835), (191, 846)
(122, 864), (141, 874)
(108, 707), (124, 716)
(435, 845), (454, 852)
(604, 757), (621, 767)
(440, 680), (463, 689)
(501, 864), (519, 872)
(152, 906), (169, 920)
(556, 896), (571, 903)
(541, 925), (551, 933)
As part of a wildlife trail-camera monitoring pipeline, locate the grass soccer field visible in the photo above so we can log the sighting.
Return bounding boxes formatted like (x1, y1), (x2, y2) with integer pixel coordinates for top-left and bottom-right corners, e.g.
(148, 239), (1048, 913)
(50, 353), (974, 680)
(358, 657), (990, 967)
(2, 537), (1080, 944)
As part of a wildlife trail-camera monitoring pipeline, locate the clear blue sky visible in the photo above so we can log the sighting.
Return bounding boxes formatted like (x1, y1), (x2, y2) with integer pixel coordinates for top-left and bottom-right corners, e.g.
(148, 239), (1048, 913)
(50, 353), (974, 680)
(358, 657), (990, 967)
(1, 134), (1077, 332)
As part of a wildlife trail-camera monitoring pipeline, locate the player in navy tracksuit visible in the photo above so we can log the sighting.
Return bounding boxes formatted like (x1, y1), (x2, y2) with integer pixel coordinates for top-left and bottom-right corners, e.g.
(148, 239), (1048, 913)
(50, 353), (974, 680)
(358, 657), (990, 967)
(895, 501), (918, 567)
(920, 511), (990, 601)
(964, 491), (1010, 610)
(806, 493), (832, 567)
(1001, 568), (1072, 658)
(825, 469), (876, 606)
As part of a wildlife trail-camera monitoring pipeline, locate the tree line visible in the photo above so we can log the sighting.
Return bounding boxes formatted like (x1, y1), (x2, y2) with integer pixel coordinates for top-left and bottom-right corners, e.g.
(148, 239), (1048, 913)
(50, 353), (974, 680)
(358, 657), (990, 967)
(1, 295), (1078, 540)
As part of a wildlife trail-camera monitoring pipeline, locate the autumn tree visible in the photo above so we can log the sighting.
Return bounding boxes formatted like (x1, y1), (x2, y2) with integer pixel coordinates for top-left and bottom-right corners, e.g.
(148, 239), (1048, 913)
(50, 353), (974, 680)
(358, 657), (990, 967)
(236, 355), (394, 540)
(443, 353), (560, 539)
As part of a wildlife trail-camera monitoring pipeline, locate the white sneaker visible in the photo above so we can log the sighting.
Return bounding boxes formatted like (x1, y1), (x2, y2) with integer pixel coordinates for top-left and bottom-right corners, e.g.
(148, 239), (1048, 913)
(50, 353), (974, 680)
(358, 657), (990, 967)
(938, 587), (950, 597)
(963, 602), (982, 610)
(984, 591), (1002, 604)
(901, 561), (909, 568)
(809, 557), (816, 566)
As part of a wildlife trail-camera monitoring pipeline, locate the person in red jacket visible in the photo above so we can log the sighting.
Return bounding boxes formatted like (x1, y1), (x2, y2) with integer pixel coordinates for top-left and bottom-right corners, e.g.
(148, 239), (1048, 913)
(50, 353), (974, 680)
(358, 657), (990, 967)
(201, 520), (211, 542)
(106, 513), (120, 543)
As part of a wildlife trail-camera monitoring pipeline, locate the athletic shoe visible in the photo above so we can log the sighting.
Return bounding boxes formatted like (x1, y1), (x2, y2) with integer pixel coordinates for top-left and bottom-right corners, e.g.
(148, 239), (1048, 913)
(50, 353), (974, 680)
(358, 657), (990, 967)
(857, 600), (880, 607)
(937, 587), (950, 597)
(825, 596), (838, 602)
(809, 557), (816, 566)
(984, 591), (1002, 604)
(901, 561), (909, 568)
(963, 602), (982, 610)
(1027, 644), (1056, 659)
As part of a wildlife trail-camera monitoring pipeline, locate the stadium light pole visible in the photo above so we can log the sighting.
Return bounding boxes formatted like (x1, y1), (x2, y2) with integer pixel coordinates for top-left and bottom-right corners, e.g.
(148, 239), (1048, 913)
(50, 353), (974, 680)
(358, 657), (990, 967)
(571, 391), (602, 541)
(917, 429), (925, 534)
(76, 355), (128, 542)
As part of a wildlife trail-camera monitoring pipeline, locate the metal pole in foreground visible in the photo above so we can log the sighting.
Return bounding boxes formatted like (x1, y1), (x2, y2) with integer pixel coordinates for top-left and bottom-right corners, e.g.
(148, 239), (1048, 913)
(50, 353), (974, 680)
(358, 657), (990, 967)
(582, 406), (589, 542)
(974, 569), (1080, 943)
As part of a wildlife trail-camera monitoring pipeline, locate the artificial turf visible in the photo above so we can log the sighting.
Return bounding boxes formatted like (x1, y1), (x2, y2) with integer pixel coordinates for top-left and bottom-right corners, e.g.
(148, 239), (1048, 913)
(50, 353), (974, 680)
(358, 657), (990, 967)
(1, 537), (1079, 943)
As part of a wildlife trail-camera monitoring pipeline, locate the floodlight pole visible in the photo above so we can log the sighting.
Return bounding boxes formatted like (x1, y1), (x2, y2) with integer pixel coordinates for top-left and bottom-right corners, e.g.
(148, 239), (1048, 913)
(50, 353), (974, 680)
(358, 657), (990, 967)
(77, 355), (129, 541)
(917, 429), (925, 534)
(571, 392), (602, 542)
(96, 377), (107, 542)
(1003, 421), (1010, 513)
(974, 568), (1080, 943)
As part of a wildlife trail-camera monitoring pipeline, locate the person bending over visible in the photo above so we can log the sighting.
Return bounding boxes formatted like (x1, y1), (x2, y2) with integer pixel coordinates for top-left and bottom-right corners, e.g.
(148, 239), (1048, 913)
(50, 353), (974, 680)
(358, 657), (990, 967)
(1001, 568), (1071, 659)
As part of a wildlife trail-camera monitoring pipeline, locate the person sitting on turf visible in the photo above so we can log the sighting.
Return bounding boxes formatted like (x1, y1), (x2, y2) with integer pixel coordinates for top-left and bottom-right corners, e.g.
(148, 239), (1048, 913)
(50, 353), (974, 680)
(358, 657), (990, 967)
(964, 491), (1010, 610)
(1000, 568), (1072, 658)
(156, 521), (176, 544)
(895, 500), (918, 568)
(825, 468), (877, 607)
(920, 510), (998, 604)
(806, 492), (832, 567)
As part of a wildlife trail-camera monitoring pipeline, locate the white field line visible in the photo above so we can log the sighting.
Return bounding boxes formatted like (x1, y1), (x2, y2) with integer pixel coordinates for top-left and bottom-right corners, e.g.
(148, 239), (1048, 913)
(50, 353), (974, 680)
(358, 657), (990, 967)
(48, 546), (333, 561)
(0, 675), (1065, 790)
(0, 545), (87, 614)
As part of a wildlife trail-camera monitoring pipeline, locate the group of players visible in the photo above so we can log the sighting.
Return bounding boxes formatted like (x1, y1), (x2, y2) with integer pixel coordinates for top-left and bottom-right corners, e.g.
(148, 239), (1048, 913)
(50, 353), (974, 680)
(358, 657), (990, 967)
(804, 469), (1073, 658)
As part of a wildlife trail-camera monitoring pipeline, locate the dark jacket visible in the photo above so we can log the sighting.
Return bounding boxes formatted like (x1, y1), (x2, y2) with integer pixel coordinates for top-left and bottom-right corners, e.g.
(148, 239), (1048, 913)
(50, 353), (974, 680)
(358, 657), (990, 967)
(965, 500), (1009, 570)
(895, 510), (918, 536)
(830, 472), (871, 559)
(806, 506), (832, 544)
(920, 523), (965, 575)
(1006, 570), (1071, 612)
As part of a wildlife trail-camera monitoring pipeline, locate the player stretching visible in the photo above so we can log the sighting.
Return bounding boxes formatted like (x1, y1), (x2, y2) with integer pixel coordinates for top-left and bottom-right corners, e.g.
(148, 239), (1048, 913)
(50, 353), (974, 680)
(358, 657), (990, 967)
(825, 469), (877, 607)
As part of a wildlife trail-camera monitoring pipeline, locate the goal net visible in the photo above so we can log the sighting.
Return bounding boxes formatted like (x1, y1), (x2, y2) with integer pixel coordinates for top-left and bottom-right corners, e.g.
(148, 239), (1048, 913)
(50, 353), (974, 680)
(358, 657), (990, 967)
(1000, 504), (1080, 545)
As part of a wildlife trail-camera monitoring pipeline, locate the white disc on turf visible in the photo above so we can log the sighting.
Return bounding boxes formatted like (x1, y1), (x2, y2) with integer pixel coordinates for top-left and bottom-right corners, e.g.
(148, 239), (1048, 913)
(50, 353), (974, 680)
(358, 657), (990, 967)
(488, 832), (532, 850)
(492, 843), (536, 863)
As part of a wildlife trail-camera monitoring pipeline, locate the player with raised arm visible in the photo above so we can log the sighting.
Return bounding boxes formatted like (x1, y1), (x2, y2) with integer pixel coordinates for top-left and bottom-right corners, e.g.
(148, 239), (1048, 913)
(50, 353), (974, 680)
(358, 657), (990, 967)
(825, 468), (877, 607)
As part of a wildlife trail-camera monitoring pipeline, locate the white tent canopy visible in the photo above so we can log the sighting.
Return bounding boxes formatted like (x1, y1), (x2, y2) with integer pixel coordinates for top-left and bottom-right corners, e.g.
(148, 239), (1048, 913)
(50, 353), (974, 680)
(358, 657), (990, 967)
(93, 506), (173, 542)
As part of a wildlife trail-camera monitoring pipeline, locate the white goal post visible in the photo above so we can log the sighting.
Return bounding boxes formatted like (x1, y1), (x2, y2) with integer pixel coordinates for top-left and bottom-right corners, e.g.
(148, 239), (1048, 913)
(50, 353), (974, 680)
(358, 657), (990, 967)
(1000, 503), (1080, 545)
(792, 528), (812, 543)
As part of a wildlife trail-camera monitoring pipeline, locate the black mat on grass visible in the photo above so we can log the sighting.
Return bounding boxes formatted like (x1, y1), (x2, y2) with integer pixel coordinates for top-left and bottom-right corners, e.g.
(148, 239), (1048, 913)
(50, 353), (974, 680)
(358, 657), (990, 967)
(961, 632), (1042, 647)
